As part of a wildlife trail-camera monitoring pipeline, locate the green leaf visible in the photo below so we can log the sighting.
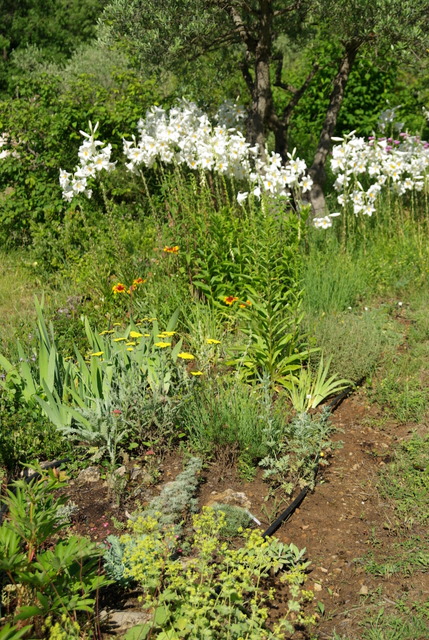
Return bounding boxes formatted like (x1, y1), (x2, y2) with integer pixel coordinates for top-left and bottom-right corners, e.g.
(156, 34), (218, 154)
(14, 605), (44, 620)
(154, 604), (170, 626)
(124, 624), (151, 640)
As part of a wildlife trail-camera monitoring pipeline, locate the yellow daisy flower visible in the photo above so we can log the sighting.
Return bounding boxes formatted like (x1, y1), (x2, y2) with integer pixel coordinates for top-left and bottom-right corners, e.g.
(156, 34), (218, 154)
(177, 352), (195, 360)
(206, 338), (221, 344)
(154, 341), (171, 348)
(129, 331), (143, 338)
(190, 371), (204, 376)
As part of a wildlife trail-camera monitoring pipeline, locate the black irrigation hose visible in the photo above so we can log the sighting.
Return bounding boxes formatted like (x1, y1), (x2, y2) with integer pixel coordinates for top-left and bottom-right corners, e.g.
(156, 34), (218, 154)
(0, 379), (365, 533)
(261, 378), (364, 538)
(0, 458), (70, 525)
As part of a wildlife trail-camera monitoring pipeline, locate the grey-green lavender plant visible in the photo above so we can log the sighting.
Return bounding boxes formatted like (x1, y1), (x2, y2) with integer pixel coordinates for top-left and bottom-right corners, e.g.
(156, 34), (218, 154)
(103, 457), (203, 582)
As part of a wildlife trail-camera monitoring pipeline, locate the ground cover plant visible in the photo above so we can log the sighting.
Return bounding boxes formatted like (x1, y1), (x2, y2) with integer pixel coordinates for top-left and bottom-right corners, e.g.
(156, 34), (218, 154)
(2, 5), (429, 638)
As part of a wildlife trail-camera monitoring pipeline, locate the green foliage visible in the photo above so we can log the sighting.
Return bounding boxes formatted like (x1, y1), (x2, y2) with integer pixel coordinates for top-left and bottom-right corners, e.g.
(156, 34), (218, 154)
(0, 300), (197, 464)
(179, 378), (281, 465)
(307, 307), (397, 382)
(379, 433), (429, 525)
(0, 68), (160, 255)
(209, 503), (253, 538)
(0, 623), (32, 640)
(0, 396), (67, 476)
(120, 506), (315, 639)
(0, 466), (109, 635)
(0, 0), (104, 92)
(229, 293), (309, 388)
(133, 456), (203, 528)
(286, 44), (402, 159)
(104, 457), (203, 583)
(303, 239), (369, 314)
(286, 355), (351, 413)
(360, 607), (429, 640)
(374, 374), (429, 424)
(260, 408), (335, 495)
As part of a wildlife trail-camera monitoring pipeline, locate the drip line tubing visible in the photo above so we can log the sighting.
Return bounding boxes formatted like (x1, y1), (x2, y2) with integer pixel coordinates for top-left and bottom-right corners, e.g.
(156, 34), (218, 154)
(262, 378), (363, 538)
(0, 379), (363, 533)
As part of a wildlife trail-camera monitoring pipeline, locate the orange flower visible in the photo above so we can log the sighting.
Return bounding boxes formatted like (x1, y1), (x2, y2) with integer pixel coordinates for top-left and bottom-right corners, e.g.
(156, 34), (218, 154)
(133, 277), (146, 285)
(163, 245), (179, 254)
(224, 296), (239, 306)
(112, 283), (127, 294)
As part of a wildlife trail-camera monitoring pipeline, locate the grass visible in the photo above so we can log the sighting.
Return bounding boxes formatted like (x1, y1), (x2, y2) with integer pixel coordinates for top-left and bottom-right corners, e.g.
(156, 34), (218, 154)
(0, 251), (45, 354)
(378, 433), (429, 525)
(360, 607), (429, 640)
(362, 534), (429, 577)
(306, 307), (399, 382)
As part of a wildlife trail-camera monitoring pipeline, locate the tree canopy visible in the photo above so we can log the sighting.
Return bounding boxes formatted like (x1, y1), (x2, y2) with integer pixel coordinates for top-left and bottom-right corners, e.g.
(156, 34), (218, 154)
(99, 0), (429, 212)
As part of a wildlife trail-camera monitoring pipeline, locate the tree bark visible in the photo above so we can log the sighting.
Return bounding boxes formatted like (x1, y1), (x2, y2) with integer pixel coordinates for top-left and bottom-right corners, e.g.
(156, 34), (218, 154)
(271, 63), (319, 161)
(308, 42), (359, 216)
(243, 0), (274, 155)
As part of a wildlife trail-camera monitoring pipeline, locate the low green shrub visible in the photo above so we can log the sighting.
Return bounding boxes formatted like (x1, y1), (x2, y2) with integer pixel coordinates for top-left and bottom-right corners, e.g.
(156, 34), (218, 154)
(260, 408), (336, 495)
(0, 397), (68, 476)
(120, 507), (316, 639)
(307, 308), (397, 382)
(0, 467), (109, 637)
(179, 377), (285, 466)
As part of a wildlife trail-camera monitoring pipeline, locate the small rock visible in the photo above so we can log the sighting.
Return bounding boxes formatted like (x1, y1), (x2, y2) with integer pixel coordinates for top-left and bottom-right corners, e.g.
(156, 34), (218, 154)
(313, 583), (322, 592)
(359, 585), (369, 596)
(105, 609), (152, 633)
(78, 466), (100, 483)
(131, 468), (153, 485)
(205, 489), (251, 510)
(115, 465), (127, 477)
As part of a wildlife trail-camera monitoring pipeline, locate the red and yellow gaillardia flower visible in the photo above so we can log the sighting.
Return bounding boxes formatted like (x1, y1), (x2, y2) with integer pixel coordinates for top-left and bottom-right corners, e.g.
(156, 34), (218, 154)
(224, 295), (239, 306)
(112, 283), (127, 294)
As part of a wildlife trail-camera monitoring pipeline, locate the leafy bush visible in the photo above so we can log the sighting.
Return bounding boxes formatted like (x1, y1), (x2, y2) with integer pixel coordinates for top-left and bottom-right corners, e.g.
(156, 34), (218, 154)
(307, 308), (397, 382)
(0, 68), (159, 258)
(0, 397), (67, 476)
(179, 378), (284, 466)
(121, 507), (316, 639)
(260, 408), (336, 495)
(0, 467), (109, 637)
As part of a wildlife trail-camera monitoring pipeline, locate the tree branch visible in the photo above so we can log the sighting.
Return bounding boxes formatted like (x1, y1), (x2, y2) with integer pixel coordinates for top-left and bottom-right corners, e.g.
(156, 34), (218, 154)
(223, 3), (258, 51)
(279, 63), (319, 118)
(273, 0), (306, 17)
(239, 54), (254, 93)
